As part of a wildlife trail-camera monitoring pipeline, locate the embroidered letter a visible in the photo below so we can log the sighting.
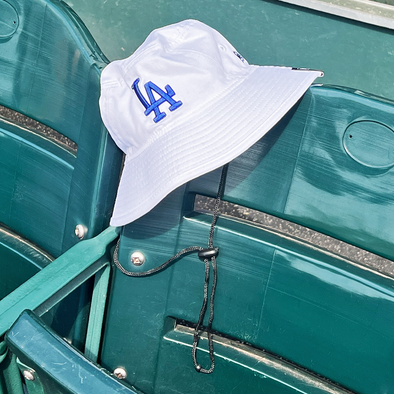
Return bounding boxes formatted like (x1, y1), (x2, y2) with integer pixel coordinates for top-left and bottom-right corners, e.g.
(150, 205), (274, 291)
(132, 78), (183, 123)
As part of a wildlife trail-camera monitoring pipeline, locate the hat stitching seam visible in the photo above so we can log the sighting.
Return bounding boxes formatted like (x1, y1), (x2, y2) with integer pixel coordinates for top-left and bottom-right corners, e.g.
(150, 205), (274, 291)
(168, 21), (191, 48)
(122, 43), (160, 74)
(121, 21), (195, 73)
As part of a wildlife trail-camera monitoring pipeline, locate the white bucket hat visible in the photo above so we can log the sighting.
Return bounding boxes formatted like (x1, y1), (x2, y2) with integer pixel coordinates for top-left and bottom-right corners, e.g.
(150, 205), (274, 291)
(100, 19), (322, 227)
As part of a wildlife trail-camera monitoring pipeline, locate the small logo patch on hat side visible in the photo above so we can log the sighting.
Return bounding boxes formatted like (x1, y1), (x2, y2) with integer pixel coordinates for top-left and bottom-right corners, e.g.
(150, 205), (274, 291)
(132, 78), (183, 123)
(233, 51), (245, 63)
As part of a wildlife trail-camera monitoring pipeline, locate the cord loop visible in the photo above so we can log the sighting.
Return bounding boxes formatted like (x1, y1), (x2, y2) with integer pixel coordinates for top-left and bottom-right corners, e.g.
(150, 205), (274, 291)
(113, 164), (229, 374)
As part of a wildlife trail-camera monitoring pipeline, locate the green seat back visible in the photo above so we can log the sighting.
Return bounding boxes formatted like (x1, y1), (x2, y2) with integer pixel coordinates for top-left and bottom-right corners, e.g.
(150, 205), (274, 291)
(67, 0), (394, 101)
(101, 86), (394, 394)
(0, 0), (122, 257)
(0, 0), (122, 297)
(0, 226), (51, 300)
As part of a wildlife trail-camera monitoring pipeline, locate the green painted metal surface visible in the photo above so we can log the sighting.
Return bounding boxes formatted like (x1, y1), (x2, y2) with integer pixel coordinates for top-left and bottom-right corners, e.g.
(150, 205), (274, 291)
(84, 265), (111, 363)
(0, 117), (75, 258)
(0, 226), (119, 338)
(0, 1), (18, 40)
(224, 86), (394, 260)
(0, 0), (122, 260)
(0, 226), (119, 394)
(66, 0), (394, 100)
(15, 359), (45, 394)
(6, 311), (138, 393)
(0, 2), (123, 391)
(0, 0), (123, 332)
(0, 225), (51, 300)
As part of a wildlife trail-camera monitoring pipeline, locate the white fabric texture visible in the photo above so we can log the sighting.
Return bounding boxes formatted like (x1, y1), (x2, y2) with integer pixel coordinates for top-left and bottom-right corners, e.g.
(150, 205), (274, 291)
(99, 19), (322, 226)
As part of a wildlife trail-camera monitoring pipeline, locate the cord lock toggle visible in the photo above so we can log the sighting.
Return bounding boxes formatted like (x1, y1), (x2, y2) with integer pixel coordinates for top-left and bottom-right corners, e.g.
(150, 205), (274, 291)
(198, 247), (219, 260)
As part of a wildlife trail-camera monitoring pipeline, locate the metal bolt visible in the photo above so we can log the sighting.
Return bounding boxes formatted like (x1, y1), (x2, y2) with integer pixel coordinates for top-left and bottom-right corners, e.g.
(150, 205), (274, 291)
(23, 370), (35, 381)
(113, 367), (127, 380)
(75, 224), (87, 240)
(131, 251), (145, 266)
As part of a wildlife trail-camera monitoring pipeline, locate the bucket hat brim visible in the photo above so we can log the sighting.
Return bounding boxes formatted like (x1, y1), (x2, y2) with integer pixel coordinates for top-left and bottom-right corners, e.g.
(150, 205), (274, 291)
(108, 65), (321, 226)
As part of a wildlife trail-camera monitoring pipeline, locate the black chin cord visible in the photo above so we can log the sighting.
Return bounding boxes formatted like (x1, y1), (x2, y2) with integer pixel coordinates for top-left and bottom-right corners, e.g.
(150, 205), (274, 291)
(113, 164), (229, 374)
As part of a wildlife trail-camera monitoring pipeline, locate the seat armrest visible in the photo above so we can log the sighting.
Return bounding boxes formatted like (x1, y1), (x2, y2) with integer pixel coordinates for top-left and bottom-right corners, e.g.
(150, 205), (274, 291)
(6, 310), (137, 393)
(0, 226), (119, 337)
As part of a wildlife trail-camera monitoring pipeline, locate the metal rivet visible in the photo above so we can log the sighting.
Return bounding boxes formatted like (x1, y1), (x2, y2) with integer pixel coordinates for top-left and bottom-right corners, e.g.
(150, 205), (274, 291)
(131, 251), (145, 266)
(75, 224), (87, 240)
(113, 367), (127, 380)
(23, 370), (35, 381)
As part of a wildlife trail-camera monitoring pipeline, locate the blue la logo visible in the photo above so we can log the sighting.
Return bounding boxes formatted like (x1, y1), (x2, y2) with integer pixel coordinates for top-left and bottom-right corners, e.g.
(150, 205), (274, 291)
(132, 78), (183, 123)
